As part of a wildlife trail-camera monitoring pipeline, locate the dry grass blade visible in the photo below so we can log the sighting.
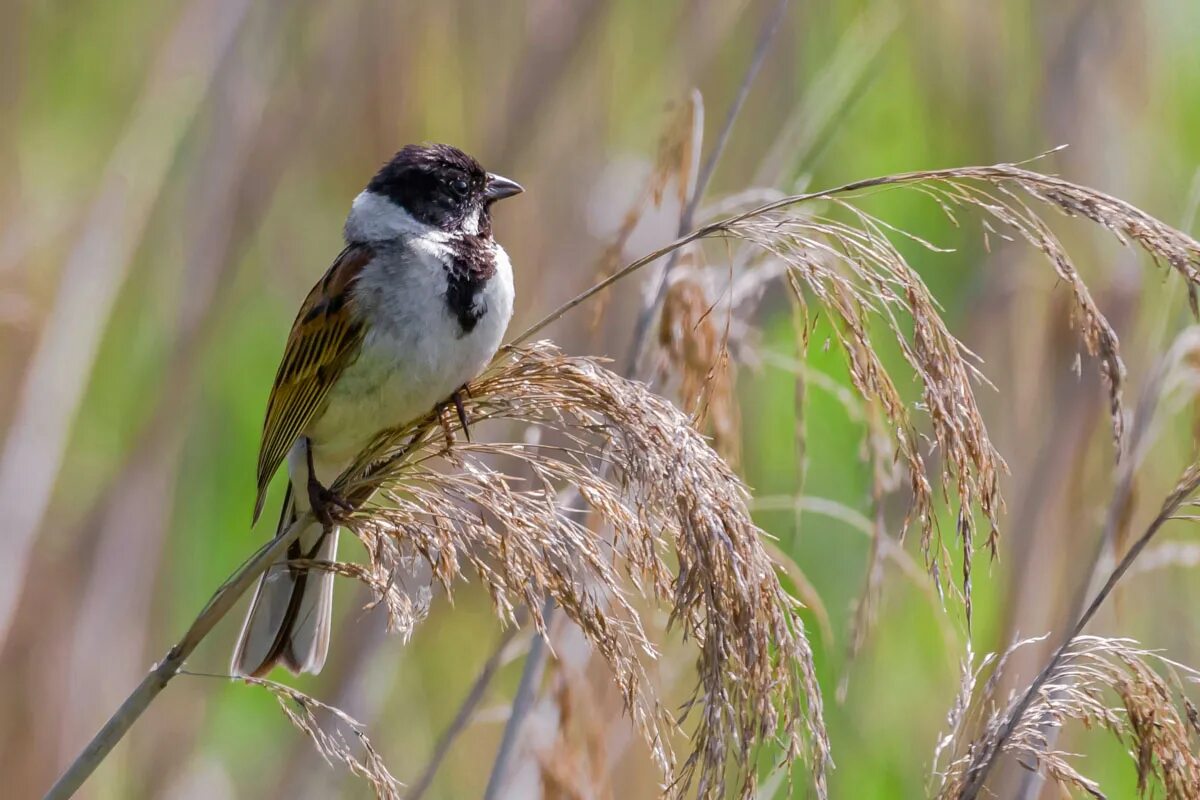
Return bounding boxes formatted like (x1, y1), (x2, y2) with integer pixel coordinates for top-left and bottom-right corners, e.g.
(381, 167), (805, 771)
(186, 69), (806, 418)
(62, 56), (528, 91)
(240, 677), (401, 800)
(331, 341), (829, 799)
(932, 636), (1200, 799)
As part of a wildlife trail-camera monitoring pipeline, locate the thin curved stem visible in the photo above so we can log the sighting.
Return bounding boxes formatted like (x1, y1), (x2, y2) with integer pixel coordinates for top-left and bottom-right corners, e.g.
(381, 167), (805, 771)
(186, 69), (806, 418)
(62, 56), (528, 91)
(45, 417), (435, 800)
(43, 517), (309, 800)
(507, 162), (1062, 352)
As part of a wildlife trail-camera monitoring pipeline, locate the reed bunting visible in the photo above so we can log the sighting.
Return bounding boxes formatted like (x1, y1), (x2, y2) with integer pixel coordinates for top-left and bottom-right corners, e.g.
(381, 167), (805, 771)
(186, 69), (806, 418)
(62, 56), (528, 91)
(232, 144), (522, 677)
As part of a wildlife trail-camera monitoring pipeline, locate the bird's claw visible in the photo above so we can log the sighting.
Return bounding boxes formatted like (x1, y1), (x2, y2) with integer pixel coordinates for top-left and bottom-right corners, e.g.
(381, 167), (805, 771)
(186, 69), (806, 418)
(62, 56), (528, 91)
(307, 478), (352, 528)
(438, 385), (473, 448)
(452, 386), (471, 441)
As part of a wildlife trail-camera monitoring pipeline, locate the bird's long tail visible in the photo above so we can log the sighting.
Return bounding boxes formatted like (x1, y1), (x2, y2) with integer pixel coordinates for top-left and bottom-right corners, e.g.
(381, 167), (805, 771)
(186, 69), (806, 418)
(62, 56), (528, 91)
(232, 486), (338, 677)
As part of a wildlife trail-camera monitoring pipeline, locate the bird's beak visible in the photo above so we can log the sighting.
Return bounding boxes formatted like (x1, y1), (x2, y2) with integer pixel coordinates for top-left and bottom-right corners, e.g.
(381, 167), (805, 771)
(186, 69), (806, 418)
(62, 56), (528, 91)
(484, 173), (524, 202)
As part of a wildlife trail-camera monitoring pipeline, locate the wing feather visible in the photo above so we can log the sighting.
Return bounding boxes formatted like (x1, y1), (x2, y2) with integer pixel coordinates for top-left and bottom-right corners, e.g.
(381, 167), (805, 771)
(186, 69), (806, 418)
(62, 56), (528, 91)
(253, 244), (374, 522)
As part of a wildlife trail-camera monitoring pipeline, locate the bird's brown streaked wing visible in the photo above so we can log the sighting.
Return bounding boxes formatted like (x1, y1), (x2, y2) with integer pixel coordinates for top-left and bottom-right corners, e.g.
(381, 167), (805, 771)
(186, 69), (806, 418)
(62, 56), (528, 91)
(253, 243), (374, 522)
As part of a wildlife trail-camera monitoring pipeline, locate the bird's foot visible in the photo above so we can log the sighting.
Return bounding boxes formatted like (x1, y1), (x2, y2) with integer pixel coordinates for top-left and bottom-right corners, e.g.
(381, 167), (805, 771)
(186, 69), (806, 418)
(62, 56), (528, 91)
(438, 385), (473, 448)
(452, 385), (472, 440)
(305, 449), (353, 528)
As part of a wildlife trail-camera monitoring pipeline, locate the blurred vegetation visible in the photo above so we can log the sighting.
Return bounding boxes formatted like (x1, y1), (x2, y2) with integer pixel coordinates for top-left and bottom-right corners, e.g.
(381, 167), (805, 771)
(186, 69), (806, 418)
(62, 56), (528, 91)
(4, 1), (1200, 798)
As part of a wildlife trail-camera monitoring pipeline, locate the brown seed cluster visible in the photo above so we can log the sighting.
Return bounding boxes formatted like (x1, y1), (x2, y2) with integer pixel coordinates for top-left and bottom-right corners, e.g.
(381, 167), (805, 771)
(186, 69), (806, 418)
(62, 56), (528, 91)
(933, 636), (1200, 799)
(331, 341), (829, 799)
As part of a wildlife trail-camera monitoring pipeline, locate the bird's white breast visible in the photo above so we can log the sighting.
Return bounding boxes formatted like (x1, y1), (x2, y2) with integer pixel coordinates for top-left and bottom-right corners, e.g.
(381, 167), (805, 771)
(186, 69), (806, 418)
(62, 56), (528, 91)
(301, 239), (514, 482)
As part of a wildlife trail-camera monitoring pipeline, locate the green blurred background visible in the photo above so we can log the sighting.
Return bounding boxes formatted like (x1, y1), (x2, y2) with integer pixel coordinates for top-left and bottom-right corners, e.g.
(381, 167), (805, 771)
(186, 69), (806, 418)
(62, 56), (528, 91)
(3, 0), (1200, 797)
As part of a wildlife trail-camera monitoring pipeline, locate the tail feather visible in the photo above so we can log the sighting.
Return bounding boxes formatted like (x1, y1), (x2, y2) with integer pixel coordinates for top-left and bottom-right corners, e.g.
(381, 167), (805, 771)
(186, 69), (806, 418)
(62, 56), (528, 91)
(277, 527), (338, 673)
(232, 488), (338, 677)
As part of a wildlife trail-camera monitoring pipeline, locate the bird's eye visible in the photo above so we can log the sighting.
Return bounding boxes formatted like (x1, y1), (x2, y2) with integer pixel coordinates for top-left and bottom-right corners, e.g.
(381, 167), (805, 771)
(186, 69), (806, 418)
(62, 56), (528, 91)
(450, 177), (469, 197)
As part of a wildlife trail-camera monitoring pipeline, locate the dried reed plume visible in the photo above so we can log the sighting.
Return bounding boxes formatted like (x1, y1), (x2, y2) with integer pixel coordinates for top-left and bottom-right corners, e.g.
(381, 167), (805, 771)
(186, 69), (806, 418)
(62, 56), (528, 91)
(932, 635), (1200, 798)
(244, 677), (401, 800)
(936, 463), (1200, 798)
(693, 158), (1200, 624)
(327, 340), (828, 799)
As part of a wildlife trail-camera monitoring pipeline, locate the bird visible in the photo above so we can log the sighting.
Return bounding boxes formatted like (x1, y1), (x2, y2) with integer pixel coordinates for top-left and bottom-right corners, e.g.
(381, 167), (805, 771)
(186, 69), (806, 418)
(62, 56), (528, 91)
(232, 143), (523, 677)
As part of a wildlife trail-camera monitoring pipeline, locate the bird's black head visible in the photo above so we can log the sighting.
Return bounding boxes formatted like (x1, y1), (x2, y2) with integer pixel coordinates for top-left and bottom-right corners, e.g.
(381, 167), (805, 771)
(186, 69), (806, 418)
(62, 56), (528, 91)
(366, 143), (523, 235)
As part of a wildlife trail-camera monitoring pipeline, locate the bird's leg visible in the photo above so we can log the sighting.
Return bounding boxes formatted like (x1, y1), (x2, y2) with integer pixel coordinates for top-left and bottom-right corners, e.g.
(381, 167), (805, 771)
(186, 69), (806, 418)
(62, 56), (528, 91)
(437, 385), (473, 449)
(305, 438), (353, 528)
(452, 384), (472, 442)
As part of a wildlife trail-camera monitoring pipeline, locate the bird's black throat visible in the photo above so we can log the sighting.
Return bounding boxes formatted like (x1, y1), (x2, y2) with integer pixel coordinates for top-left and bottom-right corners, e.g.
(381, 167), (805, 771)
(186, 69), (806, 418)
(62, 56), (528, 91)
(444, 235), (497, 335)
